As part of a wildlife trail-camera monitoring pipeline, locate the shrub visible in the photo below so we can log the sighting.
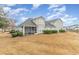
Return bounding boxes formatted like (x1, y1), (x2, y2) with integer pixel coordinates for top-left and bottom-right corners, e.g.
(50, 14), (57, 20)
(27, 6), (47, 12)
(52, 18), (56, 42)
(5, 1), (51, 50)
(59, 29), (65, 33)
(43, 30), (52, 34)
(11, 32), (18, 37)
(52, 30), (58, 33)
(17, 31), (23, 36)
(10, 30), (23, 37)
(43, 30), (58, 34)
(10, 30), (16, 33)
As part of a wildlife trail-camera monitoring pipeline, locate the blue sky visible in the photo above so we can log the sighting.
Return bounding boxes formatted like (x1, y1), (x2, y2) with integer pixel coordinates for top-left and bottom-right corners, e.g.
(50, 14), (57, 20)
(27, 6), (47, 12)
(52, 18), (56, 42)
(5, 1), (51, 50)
(0, 4), (79, 26)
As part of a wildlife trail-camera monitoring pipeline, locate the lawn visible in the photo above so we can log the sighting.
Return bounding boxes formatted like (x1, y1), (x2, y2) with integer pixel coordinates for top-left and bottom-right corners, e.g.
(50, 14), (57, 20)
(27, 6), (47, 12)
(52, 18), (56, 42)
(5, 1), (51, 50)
(0, 32), (79, 55)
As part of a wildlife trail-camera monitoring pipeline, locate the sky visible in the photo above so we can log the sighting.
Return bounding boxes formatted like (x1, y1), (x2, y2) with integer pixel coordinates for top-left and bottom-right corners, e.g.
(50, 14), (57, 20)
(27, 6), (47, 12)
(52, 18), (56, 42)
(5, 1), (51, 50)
(0, 4), (79, 26)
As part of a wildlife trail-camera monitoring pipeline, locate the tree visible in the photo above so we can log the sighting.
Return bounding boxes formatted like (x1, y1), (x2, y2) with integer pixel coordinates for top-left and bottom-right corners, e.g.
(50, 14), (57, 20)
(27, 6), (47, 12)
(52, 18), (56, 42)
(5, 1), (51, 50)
(0, 17), (9, 32)
(0, 7), (10, 32)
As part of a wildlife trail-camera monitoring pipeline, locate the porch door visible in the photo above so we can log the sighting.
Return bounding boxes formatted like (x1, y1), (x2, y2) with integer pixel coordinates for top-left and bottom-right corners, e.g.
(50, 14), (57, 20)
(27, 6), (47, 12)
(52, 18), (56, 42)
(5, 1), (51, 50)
(25, 27), (36, 34)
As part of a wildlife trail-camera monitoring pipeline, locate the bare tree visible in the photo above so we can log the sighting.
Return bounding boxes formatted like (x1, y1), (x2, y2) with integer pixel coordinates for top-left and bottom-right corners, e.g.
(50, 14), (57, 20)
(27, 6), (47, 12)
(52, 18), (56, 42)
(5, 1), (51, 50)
(0, 7), (15, 32)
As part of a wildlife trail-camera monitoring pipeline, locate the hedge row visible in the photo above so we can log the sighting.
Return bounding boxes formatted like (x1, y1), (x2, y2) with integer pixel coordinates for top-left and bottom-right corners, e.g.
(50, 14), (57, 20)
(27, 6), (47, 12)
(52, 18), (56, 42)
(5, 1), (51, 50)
(43, 30), (57, 34)
(59, 29), (66, 33)
(10, 30), (23, 37)
(43, 29), (65, 34)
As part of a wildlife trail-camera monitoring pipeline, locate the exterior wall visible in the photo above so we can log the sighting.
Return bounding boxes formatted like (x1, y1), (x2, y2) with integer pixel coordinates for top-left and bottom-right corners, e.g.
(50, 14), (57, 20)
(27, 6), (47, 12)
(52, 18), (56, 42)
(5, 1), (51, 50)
(44, 27), (56, 30)
(33, 17), (45, 33)
(36, 25), (45, 33)
(50, 20), (63, 30)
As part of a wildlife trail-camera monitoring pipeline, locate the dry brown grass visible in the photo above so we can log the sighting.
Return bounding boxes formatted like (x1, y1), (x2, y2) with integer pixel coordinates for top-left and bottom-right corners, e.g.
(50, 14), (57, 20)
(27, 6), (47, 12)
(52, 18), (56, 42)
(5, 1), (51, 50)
(0, 32), (79, 55)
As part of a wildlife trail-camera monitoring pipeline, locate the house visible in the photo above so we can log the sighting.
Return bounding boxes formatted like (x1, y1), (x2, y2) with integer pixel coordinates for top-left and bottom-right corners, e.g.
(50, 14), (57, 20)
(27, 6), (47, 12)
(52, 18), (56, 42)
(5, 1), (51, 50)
(19, 16), (63, 35)
(65, 24), (79, 32)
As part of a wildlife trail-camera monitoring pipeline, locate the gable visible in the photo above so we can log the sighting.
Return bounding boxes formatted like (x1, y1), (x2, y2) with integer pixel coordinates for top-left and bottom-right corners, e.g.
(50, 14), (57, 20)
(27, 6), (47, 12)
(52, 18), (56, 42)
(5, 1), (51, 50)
(32, 16), (45, 25)
(49, 19), (62, 23)
(19, 18), (36, 27)
(49, 19), (63, 26)
(45, 21), (56, 28)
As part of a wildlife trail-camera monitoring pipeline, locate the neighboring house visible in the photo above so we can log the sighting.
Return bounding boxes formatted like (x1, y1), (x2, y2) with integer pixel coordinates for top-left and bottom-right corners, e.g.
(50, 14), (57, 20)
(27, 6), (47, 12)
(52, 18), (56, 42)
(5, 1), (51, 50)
(65, 24), (79, 31)
(19, 16), (63, 35)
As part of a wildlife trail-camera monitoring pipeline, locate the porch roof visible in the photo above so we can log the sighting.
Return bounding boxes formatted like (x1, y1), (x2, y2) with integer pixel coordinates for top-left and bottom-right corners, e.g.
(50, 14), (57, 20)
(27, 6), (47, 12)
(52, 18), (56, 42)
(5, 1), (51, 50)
(19, 18), (36, 27)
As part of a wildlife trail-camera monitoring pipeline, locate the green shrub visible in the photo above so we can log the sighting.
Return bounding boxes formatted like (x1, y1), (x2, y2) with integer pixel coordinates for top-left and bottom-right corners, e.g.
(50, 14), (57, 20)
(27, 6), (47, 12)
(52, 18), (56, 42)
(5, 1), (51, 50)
(10, 30), (23, 37)
(52, 30), (58, 33)
(59, 29), (65, 33)
(11, 32), (18, 37)
(17, 31), (23, 36)
(43, 30), (57, 34)
(10, 30), (16, 33)
(43, 30), (52, 34)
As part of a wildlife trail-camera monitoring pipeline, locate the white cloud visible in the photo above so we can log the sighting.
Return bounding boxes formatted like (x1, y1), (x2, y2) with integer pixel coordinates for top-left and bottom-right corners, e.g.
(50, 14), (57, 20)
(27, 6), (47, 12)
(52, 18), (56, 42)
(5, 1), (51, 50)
(61, 14), (78, 22)
(53, 6), (66, 12)
(47, 12), (50, 15)
(6, 8), (29, 17)
(5, 4), (16, 6)
(2, 4), (79, 26)
(32, 4), (41, 10)
(47, 6), (66, 20)
(11, 8), (28, 14)
(21, 17), (28, 21)
(48, 4), (63, 9)
(3, 7), (29, 13)
(47, 5), (66, 20)
(2, 6), (30, 25)
(61, 14), (78, 26)
(3, 7), (11, 13)
(47, 12), (64, 20)
(16, 17), (29, 25)
(0, 4), (16, 7)
(3, 7), (29, 19)
(47, 4), (79, 26)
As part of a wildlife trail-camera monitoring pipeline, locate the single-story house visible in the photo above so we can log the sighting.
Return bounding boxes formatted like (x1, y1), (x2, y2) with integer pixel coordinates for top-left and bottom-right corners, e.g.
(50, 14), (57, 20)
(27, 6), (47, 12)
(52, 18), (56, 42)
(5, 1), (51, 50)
(19, 16), (63, 35)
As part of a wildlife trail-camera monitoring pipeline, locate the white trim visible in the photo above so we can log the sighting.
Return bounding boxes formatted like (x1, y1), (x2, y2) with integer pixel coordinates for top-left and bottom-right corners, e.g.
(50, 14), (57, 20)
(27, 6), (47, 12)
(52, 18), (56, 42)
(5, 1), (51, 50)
(23, 26), (25, 35)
